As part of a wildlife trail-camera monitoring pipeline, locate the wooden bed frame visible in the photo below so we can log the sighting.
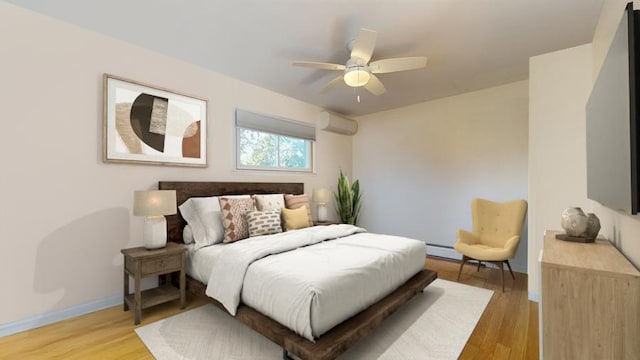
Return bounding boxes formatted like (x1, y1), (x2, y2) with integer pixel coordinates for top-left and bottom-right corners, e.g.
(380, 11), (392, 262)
(159, 181), (438, 360)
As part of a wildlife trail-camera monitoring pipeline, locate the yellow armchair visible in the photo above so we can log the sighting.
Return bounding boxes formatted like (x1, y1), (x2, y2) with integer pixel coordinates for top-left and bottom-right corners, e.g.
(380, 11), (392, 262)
(453, 198), (527, 292)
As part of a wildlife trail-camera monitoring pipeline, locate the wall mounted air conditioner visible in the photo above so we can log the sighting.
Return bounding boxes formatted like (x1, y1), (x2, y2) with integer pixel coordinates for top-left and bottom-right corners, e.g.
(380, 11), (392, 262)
(317, 111), (358, 135)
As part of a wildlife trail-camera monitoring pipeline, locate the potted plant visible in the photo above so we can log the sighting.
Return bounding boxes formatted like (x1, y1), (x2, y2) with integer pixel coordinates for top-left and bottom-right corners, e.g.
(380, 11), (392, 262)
(334, 170), (362, 225)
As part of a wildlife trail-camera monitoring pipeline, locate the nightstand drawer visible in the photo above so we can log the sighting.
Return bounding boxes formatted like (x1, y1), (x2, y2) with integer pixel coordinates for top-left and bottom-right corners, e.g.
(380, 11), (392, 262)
(141, 256), (181, 276)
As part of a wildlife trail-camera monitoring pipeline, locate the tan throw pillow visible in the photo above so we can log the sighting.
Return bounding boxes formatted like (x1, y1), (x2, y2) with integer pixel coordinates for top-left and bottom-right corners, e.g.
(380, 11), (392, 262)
(284, 194), (313, 226)
(246, 209), (283, 237)
(219, 197), (255, 243)
(253, 194), (285, 211)
(282, 205), (312, 231)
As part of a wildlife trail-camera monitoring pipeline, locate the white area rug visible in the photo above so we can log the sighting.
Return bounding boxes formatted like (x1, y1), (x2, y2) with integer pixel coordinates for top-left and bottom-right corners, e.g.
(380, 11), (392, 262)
(136, 279), (493, 360)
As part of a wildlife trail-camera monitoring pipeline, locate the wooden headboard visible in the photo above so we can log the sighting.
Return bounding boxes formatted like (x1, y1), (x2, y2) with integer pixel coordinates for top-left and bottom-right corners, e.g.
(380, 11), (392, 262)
(158, 181), (304, 243)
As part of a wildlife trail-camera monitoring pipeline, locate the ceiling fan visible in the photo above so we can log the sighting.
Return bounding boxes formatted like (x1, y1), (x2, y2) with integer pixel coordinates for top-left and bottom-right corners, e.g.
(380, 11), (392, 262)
(292, 28), (427, 96)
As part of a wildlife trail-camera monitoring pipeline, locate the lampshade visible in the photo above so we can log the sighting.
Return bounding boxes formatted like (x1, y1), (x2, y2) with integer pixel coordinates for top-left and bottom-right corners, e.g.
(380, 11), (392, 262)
(313, 188), (332, 204)
(133, 190), (177, 216)
(343, 67), (370, 87)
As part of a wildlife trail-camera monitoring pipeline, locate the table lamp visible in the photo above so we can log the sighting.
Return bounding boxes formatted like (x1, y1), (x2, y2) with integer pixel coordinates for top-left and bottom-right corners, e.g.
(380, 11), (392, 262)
(133, 190), (177, 249)
(313, 188), (331, 222)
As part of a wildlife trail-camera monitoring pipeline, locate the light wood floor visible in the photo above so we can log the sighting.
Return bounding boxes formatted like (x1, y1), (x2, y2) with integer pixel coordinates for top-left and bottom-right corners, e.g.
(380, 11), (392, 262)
(434, 257), (539, 359)
(0, 257), (538, 359)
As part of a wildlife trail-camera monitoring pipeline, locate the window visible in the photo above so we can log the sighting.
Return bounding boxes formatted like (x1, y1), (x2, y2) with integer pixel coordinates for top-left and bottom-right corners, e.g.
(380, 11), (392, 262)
(237, 128), (312, 170)
(236, 109), (315, 172)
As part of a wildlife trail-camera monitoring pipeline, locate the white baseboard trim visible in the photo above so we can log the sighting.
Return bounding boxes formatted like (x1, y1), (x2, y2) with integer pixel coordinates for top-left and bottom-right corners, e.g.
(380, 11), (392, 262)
(528, 292), (540, 303)
(426, 244), (527, 274)
(506, 262), (527, 274)
(0, 294), (121, 338)
(426, 244), (462, 260)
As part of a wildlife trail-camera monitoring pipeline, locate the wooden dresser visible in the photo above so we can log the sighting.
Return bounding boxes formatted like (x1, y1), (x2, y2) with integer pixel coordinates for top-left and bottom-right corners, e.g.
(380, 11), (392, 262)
(541, 230), (640, 359)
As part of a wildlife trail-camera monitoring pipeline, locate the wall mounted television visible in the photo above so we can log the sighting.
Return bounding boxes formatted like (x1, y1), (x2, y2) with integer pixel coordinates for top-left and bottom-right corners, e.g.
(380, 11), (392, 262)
(586, 2), (640, 214)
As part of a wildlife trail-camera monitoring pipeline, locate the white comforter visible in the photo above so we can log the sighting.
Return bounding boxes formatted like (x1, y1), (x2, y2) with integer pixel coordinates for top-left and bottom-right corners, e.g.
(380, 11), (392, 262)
(204, 224), (425, 341)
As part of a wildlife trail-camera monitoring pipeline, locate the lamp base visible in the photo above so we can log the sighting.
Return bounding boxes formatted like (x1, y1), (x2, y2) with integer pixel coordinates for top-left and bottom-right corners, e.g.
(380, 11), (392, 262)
(143, 216), (167, 249)
(317, 204), (328, 222)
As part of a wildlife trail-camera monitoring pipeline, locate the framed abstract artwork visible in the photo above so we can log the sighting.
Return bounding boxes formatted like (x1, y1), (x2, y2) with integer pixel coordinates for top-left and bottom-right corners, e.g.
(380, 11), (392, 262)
(103, 74), (208, 167)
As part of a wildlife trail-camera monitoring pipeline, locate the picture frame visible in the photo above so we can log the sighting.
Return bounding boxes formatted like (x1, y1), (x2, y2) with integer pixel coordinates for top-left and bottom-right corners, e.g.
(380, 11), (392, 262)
(103, 74), (208, 167)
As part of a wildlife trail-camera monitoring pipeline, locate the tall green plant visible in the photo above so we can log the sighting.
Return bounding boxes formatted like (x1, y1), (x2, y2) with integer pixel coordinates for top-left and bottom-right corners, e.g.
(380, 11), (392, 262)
(334, 170), (362, 225)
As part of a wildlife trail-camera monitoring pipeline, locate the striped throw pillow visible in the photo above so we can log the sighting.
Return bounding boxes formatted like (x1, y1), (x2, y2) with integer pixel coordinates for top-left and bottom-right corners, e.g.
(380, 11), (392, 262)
(284, 194), (313, 227)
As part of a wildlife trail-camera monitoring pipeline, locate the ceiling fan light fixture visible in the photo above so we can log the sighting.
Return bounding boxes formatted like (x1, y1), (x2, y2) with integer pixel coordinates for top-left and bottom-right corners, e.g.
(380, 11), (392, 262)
(343, 66), (370, 87)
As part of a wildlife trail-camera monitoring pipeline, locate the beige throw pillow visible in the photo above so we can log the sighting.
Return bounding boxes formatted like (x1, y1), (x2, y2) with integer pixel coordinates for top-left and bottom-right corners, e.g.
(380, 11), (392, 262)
(282, 205), (312, 231)
(253, 194), (285, 211)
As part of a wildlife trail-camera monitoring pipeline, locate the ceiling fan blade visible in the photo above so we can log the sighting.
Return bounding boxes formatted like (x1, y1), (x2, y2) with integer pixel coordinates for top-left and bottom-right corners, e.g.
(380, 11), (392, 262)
(321, 75), (345, 93)
(292, 61), (346, 71)
(364, 74), (386, 96)
(350, 29), (377, 63)
(369, 57), (428, 74)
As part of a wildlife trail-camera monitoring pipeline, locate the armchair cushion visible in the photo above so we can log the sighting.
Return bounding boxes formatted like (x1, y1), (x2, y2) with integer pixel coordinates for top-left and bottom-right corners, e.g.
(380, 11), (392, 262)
(454, 237), (520, 261)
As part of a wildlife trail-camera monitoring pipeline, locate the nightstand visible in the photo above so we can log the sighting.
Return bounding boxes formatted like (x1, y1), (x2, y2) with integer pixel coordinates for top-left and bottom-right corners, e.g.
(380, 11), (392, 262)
(313, 221), (340, 226)
(121, 242), (186, 325)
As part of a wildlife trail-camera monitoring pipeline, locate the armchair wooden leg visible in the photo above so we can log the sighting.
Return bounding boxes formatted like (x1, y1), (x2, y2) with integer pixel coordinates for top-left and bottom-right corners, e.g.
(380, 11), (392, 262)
(506, 260), (516, 280)
(457, 255), (469, 281)
(477, 261), (482, 272)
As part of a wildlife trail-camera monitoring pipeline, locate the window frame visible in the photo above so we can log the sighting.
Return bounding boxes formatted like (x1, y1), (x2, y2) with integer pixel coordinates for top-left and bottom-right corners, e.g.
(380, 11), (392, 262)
(235, 126), (315, 173)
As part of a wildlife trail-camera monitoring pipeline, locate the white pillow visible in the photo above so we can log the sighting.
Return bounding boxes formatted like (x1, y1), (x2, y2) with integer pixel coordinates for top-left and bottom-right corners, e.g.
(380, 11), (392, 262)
(179, 196), (224, 250)
(183, 224), (195, 245)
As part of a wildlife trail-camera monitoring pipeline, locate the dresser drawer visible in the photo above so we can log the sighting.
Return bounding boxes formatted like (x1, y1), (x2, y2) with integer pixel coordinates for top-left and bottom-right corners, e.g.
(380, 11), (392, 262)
(140, 255), (181, 276)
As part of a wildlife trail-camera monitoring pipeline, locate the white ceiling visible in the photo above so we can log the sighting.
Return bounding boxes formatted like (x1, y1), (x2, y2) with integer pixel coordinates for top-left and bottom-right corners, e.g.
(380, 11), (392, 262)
(7, 0), (604, 116)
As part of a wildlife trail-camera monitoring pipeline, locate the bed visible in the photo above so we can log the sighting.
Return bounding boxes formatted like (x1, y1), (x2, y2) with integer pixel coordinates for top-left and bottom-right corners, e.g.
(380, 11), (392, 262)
(159, 181), (437, 360)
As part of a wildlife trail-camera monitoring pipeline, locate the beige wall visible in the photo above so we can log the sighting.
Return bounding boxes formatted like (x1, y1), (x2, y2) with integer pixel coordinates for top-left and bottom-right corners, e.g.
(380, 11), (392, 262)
(0, 3), (352, 325)
(527, 44), (593, 299)
(353, 81), (529, 272)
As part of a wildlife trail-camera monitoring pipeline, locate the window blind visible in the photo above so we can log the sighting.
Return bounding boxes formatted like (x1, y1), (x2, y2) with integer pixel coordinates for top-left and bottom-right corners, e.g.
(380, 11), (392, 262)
(235, 109), (316, 141)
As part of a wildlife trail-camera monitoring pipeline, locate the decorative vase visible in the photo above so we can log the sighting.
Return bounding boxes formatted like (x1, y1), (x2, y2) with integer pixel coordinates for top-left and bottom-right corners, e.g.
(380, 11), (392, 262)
(561, 207), (588, 236)
(584, 213), (601, 240)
